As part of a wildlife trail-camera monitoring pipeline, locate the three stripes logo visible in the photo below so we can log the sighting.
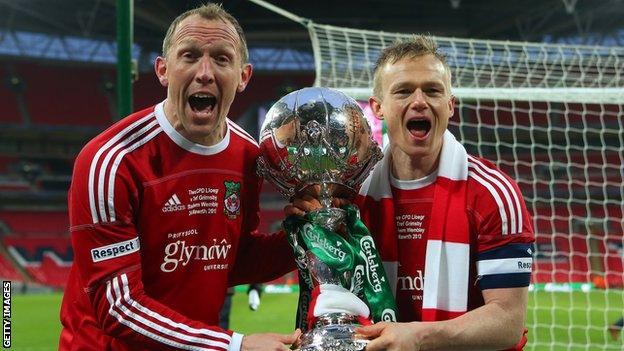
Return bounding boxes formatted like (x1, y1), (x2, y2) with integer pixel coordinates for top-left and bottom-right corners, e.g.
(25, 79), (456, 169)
(162, 194), (186, 213)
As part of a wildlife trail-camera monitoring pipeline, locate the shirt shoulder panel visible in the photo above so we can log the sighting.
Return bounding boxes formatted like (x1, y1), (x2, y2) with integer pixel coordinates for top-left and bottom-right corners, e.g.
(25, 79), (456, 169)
(466, 155), (534, 252)
(71, 107), (161, 226)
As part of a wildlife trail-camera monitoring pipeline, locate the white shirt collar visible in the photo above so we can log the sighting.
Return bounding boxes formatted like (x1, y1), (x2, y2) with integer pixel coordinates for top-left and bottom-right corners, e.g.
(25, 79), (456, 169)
(154, 101), (230, 156)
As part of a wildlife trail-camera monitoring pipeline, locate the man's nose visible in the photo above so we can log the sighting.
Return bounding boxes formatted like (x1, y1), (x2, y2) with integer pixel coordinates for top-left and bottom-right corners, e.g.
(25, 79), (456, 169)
(195, 58), (215, 84)
(409, 89), (427, 110)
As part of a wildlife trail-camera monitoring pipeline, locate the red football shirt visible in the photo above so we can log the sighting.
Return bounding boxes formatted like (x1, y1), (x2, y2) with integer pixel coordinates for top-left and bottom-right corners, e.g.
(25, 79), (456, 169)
(59, 102), (294, 351)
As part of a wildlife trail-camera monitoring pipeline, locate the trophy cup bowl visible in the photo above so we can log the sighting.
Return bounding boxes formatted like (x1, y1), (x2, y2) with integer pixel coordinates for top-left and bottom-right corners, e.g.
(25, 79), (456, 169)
(257, 87), (384, 351)
(257, 87), (382, 229)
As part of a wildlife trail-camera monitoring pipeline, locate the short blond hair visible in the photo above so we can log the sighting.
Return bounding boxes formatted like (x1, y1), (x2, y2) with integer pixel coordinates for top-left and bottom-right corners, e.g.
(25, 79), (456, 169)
(162, 3), (248, 64)
(372, 35), (451, 98)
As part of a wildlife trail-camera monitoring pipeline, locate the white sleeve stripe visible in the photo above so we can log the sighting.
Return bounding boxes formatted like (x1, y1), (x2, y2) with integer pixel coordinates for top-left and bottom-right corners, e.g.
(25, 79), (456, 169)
(259, 129), (271, 142)
(468, 162), (518, 235)
(232, 128), (259, 147)
(113, 277), (229, 349)
(468, 156), (523, 233)
(105, 279), (215, 351)
(119, 274), (232, 343)
(259, 131), (272, 144)
(468, 170), (509, 235)
(88, 114), (155, 223)
(227, 119), (256, 141)
(227, 120), (259, 147)
(107, 126), (162, 222)
(97, 120), (159, 222)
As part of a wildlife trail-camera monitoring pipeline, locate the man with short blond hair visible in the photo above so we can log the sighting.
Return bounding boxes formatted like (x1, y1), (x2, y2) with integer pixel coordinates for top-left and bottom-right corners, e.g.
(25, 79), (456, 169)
(354, 35), (535, 350)
(287, 35), (535, 350)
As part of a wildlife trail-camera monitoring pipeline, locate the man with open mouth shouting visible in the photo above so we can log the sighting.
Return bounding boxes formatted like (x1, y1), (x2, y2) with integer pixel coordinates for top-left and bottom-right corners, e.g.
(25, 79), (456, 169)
(59, 4), (298, 351)
(355, 35), (535, 350)
(285, 36), (536, 350)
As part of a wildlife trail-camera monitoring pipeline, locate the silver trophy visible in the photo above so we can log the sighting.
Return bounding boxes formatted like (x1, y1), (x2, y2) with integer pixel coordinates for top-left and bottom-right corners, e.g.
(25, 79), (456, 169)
(257, 87), (384, 351)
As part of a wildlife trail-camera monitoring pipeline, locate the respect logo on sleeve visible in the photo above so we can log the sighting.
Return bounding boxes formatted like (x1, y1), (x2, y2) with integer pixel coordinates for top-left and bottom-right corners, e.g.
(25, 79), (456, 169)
(91, 237), (140, 263)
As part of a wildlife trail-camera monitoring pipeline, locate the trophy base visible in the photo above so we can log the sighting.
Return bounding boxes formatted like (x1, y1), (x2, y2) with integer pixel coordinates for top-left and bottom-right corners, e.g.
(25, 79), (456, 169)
(296, 313), (368, 351)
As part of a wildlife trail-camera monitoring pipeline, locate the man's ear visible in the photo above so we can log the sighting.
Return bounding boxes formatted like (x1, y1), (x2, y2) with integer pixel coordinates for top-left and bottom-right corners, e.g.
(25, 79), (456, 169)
(369, 96), (384, 120)
(448, 94), (456, 118)
(155, 56), (168, 87)
(237, 63), (253, 92)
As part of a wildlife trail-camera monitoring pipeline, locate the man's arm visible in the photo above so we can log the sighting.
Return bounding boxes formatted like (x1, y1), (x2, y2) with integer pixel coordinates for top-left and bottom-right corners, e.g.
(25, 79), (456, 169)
(359, 287), (527, 351)
(73, 222), (299, 351)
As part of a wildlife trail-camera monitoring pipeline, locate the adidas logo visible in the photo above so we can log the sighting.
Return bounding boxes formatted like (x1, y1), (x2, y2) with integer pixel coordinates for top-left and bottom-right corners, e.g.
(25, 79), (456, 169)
(162, 194), (186, 213)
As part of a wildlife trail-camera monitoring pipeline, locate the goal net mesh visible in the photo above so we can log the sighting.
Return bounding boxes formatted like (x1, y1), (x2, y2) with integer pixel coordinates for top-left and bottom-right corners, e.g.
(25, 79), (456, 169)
(307, 22), (624, 350)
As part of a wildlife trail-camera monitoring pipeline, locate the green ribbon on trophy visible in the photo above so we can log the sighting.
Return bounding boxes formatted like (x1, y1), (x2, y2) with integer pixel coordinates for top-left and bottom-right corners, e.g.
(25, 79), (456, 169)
(283, 204), (398, 330)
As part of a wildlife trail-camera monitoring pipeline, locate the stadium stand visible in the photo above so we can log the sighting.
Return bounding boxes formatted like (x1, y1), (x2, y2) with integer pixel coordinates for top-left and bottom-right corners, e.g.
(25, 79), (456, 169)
(0, 65), (23, 124)
(0, 209), (70, 288)
(0, 155), (16, 173)
(15, 62), (114, 127)
(4, 236), (72, 289)
(0, 155), (32, 193)
(0, 251), (23, 282)
(0, 210), (68, 236)
(133, 71), (166, 112)
(533, 233), (624, 287)
(22, 254), (71, 288)
(0, 179), (31, 194)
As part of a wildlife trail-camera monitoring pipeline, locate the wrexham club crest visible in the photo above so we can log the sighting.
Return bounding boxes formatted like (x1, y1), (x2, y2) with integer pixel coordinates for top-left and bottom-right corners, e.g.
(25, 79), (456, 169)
(223, 181), (241, 219)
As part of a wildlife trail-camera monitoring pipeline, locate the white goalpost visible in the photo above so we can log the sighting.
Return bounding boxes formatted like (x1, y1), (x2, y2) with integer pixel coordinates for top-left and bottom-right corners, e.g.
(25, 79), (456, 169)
(249, 1), (624, 349)
(309, 23), (624, 351)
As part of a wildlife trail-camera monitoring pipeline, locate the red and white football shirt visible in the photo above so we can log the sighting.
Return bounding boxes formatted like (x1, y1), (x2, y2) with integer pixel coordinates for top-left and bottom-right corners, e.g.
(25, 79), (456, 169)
(358, 156), (534, 322)
(390, 172), (436, 322)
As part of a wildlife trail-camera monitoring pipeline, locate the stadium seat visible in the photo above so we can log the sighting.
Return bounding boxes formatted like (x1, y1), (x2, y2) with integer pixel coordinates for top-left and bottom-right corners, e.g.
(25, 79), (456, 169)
(16, 62), (113, 127)
(4, 236), (72, 289)
(0, 210), (68, 236)
(0, 253), (23, 282)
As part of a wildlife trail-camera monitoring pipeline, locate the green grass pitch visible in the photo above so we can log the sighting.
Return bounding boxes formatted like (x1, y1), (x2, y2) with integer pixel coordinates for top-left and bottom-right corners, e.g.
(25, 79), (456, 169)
(9, 289), (624, 350)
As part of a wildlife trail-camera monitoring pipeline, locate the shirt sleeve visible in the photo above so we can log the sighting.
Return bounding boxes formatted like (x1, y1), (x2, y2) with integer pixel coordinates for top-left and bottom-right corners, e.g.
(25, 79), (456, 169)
(68, 144), (241, 351)
(466, 157), (535, 290)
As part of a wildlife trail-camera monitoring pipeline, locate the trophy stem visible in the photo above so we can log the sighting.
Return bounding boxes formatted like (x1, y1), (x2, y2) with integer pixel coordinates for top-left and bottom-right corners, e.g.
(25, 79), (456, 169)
(319, 181), (332, 209)
(308, 207), (345, 232)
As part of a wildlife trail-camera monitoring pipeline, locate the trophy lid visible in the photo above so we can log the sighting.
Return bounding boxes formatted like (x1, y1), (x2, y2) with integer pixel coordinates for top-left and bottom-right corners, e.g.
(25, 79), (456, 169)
(257, 87), (382, 199)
